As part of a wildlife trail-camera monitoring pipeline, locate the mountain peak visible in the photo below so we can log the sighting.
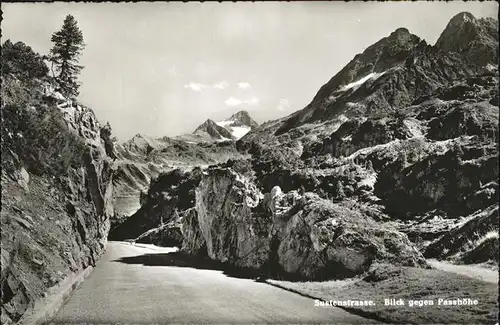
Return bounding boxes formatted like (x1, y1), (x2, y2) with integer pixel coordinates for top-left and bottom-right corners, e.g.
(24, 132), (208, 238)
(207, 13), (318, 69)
(193, 118), (234, 140)
(230, 110), (251, 119)
(435, 12), (498, 66)
(449, 12), (476, 25)
(390, 27), (411, 37)
(227, 110), (259, 129)
(192, 111), (259, 141)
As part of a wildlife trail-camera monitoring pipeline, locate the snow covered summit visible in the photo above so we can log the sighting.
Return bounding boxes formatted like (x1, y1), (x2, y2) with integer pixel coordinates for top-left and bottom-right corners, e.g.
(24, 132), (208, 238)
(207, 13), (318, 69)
(194, 110), (259, 140)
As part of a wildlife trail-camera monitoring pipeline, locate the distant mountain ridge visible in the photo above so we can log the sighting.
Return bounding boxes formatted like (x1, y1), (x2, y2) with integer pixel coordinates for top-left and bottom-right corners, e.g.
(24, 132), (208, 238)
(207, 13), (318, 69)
(236, 12), (498, 141)
(233, 11), (498, 270)
(193, 110), (259, 140)
(111, 111), (252, 220)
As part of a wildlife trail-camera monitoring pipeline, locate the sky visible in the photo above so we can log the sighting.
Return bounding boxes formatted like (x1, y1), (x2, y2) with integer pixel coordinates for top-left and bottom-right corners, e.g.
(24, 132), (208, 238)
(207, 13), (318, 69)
(2, 2), (498, 141)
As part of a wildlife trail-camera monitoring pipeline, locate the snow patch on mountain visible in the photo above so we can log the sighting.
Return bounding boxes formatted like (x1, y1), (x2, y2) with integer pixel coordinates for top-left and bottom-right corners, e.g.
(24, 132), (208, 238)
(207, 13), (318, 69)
(215, 120), (234, 128)
(215, 119), (251, 139)
(339, 71), (387, 92)
(214, 120), (251, 139)
(230, 126), (251, 139)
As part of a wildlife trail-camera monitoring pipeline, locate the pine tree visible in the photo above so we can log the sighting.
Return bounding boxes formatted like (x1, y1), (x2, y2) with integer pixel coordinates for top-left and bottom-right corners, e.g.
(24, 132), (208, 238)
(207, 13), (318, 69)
(50, 15), (85, 98)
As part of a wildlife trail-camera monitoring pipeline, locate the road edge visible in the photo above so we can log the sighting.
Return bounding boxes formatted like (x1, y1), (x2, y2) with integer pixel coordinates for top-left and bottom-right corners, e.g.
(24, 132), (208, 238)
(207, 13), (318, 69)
(264, 279), (396, 324)
(18, 266), (94, 325)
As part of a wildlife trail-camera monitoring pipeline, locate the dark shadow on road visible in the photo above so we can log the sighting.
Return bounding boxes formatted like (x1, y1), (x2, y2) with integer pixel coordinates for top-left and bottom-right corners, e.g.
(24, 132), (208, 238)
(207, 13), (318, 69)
(112, 251), (304, 281)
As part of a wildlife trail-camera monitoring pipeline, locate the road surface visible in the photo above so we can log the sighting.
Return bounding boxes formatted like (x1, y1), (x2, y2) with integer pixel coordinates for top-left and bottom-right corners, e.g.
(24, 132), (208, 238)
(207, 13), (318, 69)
(50, 241), (376, 324)
(427, 259), (498, 283)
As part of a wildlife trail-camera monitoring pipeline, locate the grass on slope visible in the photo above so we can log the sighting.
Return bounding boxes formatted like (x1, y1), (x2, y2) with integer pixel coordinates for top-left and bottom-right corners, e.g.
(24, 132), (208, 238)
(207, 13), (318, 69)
(267, 264), (498, 324)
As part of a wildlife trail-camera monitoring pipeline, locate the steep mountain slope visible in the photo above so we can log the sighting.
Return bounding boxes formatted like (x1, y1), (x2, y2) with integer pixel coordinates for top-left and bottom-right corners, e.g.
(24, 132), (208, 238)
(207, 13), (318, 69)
(193, 119), (234, 140)
(132, 12), (499, 280)
(240, 13), (497, 149)
(435, 12), (498, 66)
(1, 50), (115, 322)
(236, 12), (499, 267)
(274, 31), (474, 136)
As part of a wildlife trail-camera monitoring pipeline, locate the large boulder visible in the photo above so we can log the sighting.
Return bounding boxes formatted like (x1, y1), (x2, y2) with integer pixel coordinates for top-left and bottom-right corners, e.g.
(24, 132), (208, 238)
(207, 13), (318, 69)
(276, 194), (427, 280)
(182, 167), (427, 280)
(194, 167), (268, 268)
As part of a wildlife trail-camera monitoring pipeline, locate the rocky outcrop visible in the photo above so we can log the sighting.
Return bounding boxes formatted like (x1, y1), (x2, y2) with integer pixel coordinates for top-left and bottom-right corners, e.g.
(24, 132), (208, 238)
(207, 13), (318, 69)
(276, 194), (427, 279)
(134, 215), (183, 247)
(435, 12), (498, 67)
(424, 205), (499, 263)
(109, 168), (202, 241)
(305, 116), (417, 159)
(193, 168), (268, 268)
(1, 75), (114, 323)
(374, 137), (498, 216)
(181, 168), (426, 280)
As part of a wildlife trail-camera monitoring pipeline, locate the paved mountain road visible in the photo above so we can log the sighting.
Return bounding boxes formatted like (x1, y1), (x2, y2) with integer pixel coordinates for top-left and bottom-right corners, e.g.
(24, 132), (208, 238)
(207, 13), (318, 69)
(50, 241), (376, 324)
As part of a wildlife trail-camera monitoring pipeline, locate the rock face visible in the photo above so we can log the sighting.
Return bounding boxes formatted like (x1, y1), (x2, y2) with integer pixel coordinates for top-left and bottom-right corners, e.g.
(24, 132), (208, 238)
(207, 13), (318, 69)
(180, 208), (206, 255)
(192, 168), (268, 268)
(435, 12), (499, 66)
(193, 119), (235, 140)
(182, 168), (426, 280)
(109, 168), (202, 241)
(1, 73), (114, 323)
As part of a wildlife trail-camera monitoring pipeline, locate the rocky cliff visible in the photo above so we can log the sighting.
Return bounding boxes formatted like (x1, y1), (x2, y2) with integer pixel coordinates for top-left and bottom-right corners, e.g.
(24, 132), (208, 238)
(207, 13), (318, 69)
(109, 167), (202, 241)
(435, 12), (498, 67)
(182, 168), (427, 280)
(1, 58), (114, 322)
